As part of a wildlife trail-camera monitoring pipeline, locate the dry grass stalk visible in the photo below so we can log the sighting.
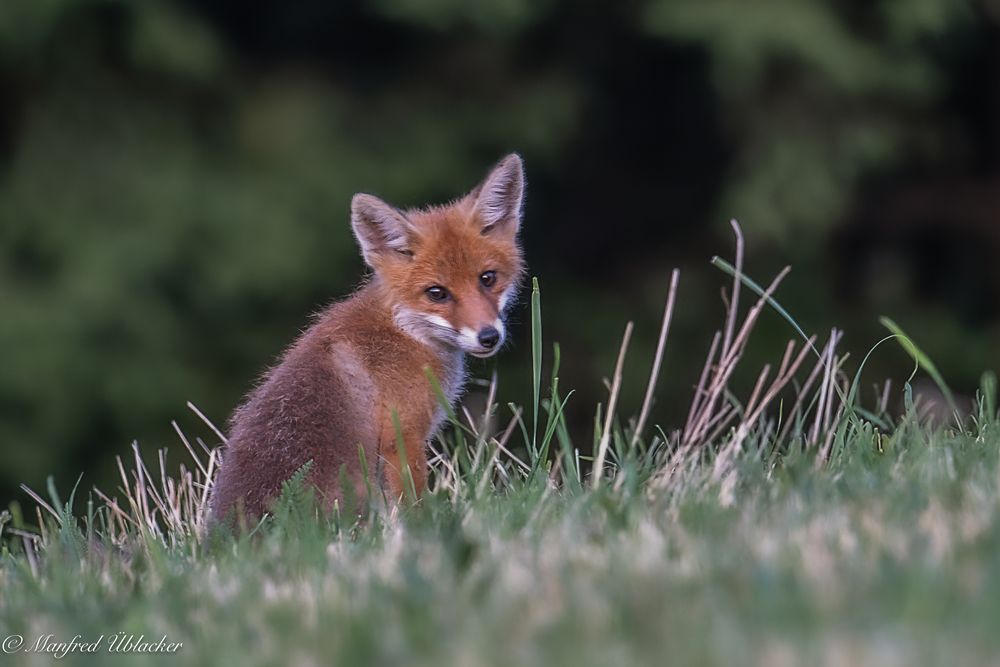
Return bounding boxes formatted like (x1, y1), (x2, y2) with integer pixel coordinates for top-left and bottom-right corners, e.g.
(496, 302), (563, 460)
(633, 269), (681, 447)
(592, 321), (635, 488)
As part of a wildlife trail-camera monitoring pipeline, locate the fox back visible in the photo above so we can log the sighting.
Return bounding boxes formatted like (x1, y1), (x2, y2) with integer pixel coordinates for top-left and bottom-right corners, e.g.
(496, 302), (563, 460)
(208, 154), (526, 525)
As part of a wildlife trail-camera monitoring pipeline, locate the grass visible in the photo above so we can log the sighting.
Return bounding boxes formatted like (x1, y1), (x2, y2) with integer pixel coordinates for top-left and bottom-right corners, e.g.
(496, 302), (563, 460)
(2, 225), (1000, 666)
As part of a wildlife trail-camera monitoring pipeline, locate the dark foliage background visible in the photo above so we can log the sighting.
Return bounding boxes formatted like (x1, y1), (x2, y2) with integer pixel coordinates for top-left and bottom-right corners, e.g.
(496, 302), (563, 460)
(1, 0), (998, 501)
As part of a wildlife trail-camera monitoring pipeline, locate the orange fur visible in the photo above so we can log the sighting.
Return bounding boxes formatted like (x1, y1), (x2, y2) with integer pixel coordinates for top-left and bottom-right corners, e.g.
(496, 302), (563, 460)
(208, 154), (526, 525)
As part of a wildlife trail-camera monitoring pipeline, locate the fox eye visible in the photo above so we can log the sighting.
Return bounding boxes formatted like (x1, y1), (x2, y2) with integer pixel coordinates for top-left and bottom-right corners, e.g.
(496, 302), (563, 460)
(480, 271), (497, 288)
(425, 286), (450, 302)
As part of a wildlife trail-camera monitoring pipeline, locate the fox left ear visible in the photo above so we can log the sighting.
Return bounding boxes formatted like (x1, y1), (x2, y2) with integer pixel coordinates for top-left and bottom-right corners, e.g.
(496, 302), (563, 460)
(471, 153), (524, 235)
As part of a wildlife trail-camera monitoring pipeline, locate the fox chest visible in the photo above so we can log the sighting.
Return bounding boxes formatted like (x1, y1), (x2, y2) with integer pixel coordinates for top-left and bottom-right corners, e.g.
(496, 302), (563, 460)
(429, 351), (468, 433)
(397, 350), (467, 438)
(346, 345), (466, 437)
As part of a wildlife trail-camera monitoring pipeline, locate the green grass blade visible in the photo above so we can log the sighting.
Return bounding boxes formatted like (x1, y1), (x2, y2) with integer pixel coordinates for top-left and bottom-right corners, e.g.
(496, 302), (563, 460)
(879, 317), (958, 415)
(711, 257), (819, 358)
(531, 277), (543, 459)
(981, 371), (998, 419)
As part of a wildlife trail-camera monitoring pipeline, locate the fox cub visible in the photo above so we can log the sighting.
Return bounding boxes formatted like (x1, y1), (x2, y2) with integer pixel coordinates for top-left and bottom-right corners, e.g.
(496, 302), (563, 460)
(208, 154), (526, 524)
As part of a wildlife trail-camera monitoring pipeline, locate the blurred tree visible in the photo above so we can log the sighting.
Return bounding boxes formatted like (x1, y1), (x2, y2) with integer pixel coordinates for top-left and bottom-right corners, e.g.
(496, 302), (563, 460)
(0, 0), (996, 502)
(644, 0), (976, 243)
(0, 0), (582, 497)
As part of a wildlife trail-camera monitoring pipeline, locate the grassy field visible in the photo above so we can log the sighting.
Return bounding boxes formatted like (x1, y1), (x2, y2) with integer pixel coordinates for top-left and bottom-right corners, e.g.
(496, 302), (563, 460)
(3, 241), (999, 666)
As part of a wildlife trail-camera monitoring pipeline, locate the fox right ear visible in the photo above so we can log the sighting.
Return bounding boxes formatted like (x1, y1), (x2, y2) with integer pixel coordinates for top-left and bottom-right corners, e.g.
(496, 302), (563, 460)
(351, 194), (415, 267)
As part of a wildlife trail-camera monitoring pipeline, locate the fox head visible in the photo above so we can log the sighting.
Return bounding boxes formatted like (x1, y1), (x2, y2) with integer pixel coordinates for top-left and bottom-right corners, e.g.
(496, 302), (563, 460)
(351, 153), (526, 357)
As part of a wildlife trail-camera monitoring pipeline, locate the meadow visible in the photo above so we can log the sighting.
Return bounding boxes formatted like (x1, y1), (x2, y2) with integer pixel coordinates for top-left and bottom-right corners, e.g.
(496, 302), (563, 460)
(2, 232), (998, 666)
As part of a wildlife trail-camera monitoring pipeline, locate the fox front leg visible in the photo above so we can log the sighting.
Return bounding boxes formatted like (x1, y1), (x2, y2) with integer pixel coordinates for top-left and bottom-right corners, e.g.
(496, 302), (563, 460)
(379, 412), (429, 502)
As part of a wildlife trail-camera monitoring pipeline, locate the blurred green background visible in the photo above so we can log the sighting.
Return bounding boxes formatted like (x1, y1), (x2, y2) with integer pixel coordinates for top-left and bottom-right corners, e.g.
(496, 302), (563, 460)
(1, 0), (998, 502)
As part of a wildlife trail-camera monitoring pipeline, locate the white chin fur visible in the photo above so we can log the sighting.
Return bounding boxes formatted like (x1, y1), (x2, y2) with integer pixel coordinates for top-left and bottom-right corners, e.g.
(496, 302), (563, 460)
(498, 285), (518, 314)
(393, 308), (456, 347)
(394, 308), (506, 356)
(458, 326), (479, 349)
(493, 318), (506, 340)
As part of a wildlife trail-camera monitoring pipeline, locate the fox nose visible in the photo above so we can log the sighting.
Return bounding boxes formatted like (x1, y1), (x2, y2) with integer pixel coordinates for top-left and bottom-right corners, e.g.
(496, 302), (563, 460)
(478, 327), (501, 349)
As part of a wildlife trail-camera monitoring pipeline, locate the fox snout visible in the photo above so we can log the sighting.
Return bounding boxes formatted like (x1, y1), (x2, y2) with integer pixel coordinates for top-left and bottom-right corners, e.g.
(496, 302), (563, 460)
(458, 321), (506, 358)
(478, 327), (501, 349)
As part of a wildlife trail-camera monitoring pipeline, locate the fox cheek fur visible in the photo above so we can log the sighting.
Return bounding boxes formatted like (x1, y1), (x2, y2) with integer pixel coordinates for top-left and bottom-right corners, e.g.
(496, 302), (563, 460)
(207, 154), (526, 526)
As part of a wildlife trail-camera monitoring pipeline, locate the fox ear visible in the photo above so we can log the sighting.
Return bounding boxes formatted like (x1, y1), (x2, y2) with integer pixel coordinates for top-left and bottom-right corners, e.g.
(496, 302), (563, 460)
(471, 153), (524, 234)
(351, 193), (415, 267)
